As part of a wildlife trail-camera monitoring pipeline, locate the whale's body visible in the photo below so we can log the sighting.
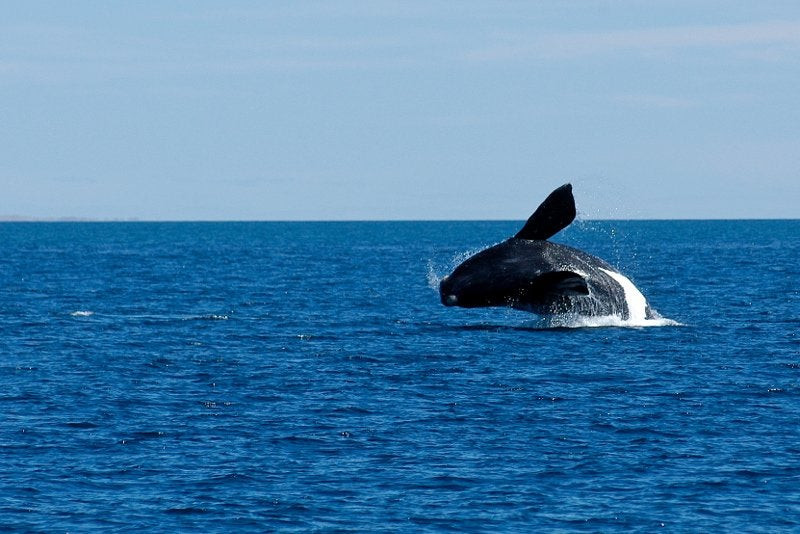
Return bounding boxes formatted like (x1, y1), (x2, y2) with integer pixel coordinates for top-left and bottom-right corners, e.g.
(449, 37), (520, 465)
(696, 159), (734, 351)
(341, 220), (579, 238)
(439, 184), (656, 320)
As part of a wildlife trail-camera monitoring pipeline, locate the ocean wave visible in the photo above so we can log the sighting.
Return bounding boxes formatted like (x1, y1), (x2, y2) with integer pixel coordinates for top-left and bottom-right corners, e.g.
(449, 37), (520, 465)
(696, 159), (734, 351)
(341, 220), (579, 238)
(187, 314), (229, 321)
(69, 311), (230, 321)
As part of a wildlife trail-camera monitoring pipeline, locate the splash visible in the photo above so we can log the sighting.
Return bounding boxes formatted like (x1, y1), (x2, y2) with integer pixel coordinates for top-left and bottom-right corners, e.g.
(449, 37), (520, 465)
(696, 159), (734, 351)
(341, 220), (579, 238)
(426, 261), (443, 290)
(531, 269), (680, 328)
(427, 247), (493, 290)
(70, 310), (94, 317)
(599, 268), (648, 322)
(531, 313), (680, 329)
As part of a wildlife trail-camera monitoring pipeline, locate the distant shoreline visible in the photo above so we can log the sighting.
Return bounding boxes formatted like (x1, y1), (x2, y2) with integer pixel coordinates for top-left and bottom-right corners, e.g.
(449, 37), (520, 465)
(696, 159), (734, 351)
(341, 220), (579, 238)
(0, 216), (136, 222)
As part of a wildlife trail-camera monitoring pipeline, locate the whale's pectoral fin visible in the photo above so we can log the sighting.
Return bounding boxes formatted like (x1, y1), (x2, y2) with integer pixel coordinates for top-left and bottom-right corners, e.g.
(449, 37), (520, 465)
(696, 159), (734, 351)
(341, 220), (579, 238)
(534, 271), (589, 297)
(514, 183), (576, 241)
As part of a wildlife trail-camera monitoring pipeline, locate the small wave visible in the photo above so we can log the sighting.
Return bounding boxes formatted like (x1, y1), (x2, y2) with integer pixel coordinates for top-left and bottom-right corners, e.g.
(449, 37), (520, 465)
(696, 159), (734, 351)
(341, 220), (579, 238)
(70, 311), (94, 317)
(64, 421), (98, 429)
(165, 507), (207, 515)
(178, 314), (230, 321)
(196, 314), (229, 321)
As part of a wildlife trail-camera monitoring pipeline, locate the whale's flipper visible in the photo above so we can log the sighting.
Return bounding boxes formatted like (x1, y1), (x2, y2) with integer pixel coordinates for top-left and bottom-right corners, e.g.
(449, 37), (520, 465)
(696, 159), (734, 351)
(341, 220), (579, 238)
(534, 270), (590, 297)
(514, 183), (576, 240)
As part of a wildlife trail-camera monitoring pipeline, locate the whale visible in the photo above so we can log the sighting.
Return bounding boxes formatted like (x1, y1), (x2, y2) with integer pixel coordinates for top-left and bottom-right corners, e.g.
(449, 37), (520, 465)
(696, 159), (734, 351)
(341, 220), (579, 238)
(439, 184), (656, 320)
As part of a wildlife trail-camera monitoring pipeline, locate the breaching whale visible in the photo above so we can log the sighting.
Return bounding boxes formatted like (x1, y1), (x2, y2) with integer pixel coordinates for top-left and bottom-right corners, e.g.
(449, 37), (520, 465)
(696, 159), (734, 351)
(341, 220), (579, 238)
(439, 184), (656, 321)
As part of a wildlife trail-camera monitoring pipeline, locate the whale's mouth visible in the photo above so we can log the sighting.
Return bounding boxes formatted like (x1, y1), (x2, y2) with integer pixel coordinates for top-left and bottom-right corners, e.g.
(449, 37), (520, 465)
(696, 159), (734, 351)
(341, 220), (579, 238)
(443, 294), (458, 306)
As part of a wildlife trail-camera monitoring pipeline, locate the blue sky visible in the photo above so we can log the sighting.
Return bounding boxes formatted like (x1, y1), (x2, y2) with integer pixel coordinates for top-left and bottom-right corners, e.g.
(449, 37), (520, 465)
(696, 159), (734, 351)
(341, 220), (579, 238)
(2, 1), (798, 220)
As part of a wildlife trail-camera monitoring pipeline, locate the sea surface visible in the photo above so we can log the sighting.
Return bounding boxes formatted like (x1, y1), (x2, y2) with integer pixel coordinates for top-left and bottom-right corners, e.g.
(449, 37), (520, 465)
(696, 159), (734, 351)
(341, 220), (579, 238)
(1, 220), (799, 532)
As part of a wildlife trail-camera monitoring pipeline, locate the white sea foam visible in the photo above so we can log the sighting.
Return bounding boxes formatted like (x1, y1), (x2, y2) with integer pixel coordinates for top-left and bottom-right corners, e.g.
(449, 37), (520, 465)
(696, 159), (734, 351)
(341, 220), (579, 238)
(599, 268), (648, 322)
(69, 311), (234, 322)
(197, 314), (229, 321)
(174, 314), (230, 321)
(532, 313), (680, 329)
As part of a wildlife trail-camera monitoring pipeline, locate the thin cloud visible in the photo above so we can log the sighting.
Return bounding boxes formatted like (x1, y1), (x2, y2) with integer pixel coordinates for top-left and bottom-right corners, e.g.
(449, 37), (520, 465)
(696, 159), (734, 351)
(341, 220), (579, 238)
(610, 94), (698, 109)
(0, 20), (448, 84)
(467, 20), (800, 61)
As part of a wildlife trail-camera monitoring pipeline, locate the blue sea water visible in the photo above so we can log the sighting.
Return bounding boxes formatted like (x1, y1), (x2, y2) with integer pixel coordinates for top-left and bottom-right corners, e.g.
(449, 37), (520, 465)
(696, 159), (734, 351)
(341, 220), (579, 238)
(1, 219), (799, 532)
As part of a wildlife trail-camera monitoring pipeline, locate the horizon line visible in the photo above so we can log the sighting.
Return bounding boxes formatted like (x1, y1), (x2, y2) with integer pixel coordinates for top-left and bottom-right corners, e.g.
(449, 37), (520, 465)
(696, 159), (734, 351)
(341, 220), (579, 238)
(1, 216), (797, 223)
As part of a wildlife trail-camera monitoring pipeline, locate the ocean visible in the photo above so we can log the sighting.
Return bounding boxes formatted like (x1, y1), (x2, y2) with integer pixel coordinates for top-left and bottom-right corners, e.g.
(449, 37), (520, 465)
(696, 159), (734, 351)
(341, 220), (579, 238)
(1, 219), (798, 532)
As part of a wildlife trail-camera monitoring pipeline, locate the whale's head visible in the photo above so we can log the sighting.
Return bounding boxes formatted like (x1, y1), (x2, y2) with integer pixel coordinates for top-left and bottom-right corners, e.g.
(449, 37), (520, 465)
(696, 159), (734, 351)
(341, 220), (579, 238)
(439, 184), (582, 311)
(439, 239), (591, 312)
(439, 274), (500, 308)
(439, 243), (521, 308)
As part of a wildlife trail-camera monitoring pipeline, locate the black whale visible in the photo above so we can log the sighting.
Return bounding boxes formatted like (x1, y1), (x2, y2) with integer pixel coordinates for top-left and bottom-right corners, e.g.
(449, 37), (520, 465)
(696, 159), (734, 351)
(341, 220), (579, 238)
(439, 184), (655, 320)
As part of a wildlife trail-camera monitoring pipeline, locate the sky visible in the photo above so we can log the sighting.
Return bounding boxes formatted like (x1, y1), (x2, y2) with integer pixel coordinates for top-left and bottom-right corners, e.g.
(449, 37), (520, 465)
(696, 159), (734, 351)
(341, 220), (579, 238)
(1, 1), (799, 220)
